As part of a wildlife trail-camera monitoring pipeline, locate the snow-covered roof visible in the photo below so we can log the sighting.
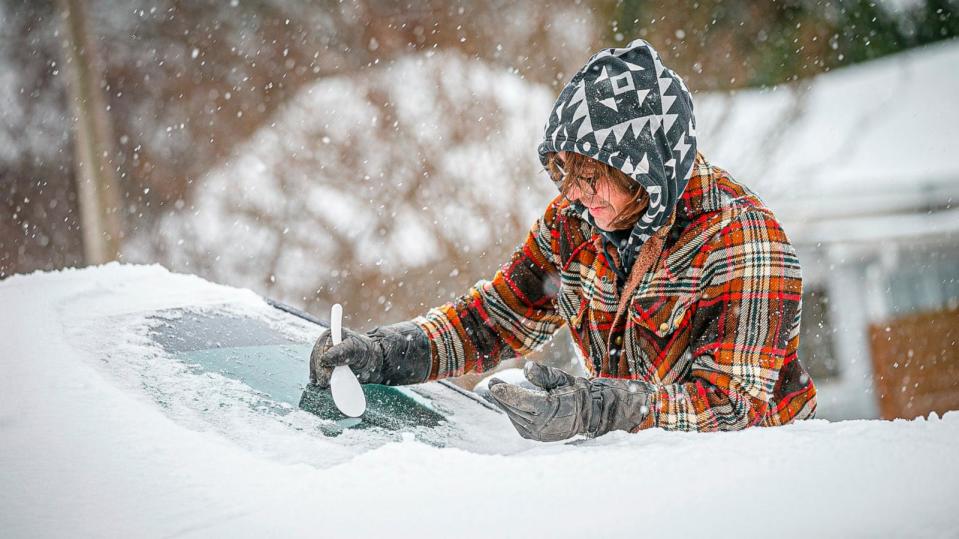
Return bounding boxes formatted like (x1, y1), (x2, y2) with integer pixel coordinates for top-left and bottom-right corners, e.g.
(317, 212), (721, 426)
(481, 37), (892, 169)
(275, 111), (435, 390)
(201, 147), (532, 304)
(2, 264), (959, 536)
(696, 39), (959, 225)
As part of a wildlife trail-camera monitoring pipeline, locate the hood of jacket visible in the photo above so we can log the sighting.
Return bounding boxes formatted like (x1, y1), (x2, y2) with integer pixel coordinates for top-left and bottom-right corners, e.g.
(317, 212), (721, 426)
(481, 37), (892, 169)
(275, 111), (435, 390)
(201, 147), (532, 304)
(538, 39), (698, 275)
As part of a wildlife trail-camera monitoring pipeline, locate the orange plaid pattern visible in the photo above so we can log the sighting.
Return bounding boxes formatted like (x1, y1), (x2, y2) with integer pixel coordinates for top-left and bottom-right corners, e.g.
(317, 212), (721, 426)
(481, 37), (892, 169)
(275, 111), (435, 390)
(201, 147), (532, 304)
(416, 153), (816, 431)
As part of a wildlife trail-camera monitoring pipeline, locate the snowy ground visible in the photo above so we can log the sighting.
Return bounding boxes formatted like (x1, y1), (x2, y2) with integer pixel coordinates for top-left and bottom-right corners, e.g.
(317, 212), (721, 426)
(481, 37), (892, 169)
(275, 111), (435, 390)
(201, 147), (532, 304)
(1, 264), (958, 538)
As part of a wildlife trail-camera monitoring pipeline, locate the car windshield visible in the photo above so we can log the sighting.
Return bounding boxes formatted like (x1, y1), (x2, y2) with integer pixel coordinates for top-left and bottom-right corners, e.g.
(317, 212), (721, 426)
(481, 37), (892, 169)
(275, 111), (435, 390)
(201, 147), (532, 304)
(144, 301), (498, 440)
(57, 287), (529, 464)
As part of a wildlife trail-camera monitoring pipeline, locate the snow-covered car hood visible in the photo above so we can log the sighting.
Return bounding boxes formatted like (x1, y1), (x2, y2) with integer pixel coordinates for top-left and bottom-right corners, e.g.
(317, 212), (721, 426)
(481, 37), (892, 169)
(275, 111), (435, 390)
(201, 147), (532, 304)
(1, 264), (958, 537)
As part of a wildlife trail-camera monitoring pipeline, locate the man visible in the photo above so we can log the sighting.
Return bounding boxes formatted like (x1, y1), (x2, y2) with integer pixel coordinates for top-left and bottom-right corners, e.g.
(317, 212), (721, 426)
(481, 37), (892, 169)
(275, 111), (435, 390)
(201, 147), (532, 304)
(310, 39), (817, 441)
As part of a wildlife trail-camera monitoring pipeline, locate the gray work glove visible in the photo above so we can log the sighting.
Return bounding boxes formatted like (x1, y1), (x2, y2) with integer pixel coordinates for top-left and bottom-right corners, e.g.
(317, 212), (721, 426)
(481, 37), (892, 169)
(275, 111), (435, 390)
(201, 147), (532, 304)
(487, 362), (651, 442)
(310, 321), (432, 388)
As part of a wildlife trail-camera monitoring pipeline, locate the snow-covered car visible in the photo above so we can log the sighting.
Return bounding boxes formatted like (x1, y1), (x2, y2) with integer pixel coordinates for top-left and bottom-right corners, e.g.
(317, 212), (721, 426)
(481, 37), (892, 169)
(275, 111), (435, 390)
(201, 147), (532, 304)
(52, 264), (526, 456)
(2, 264), (958, 538)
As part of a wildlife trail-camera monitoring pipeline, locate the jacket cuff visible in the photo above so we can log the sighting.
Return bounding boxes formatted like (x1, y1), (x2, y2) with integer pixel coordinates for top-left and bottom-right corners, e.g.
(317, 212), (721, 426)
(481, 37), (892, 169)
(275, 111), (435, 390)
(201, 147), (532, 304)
(411, 312), (454, 381)
(632, 381), (664, 432)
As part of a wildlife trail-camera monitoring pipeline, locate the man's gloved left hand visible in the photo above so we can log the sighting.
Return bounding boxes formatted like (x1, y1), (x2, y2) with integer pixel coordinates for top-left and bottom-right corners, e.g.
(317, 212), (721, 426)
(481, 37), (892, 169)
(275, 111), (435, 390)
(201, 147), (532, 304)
(487, 362), (652, 442)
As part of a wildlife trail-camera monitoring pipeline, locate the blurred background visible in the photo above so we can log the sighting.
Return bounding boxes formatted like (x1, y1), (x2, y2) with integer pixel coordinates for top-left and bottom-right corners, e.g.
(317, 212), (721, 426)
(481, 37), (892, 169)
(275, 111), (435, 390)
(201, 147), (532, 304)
(2, 0), (957, 420)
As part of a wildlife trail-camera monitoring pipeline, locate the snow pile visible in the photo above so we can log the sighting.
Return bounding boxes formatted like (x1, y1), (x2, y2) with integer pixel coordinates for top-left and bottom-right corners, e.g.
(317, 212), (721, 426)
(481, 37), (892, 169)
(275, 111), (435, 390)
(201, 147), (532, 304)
(1, 264), (958, 537)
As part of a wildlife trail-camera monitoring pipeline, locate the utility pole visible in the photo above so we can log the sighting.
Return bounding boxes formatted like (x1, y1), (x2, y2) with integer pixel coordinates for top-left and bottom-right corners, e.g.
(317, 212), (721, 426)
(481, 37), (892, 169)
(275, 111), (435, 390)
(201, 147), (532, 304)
(58, 0), (122, 265)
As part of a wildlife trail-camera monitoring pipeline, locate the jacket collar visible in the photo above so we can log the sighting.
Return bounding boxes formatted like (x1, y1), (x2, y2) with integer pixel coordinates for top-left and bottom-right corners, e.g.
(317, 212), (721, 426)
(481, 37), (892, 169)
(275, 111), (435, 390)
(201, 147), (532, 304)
(676, 152), (720, 220)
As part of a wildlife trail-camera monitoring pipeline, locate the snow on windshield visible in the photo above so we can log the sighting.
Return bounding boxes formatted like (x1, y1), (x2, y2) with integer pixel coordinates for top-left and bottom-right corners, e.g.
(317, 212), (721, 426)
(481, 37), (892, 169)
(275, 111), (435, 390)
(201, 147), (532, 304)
(2, 264), (958, 537)
(40, 264), (530, 467)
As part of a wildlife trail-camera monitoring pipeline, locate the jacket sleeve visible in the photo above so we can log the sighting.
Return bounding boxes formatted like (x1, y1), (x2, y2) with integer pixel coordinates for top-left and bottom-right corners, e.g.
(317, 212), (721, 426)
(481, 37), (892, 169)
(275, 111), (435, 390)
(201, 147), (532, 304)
(413, 201), (566, 380)
(637, 209), (804, 431)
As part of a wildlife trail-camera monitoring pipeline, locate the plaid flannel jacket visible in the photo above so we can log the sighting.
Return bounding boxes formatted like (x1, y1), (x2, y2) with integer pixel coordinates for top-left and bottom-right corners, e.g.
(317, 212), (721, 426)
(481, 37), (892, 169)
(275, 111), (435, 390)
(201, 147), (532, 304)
(415, 154), (817, 431)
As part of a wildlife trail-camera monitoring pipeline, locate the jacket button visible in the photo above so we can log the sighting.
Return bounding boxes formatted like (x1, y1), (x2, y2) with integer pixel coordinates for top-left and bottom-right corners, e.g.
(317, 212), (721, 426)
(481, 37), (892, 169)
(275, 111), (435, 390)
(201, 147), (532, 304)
(614, 335), (623, 346)
(659, 322), (669, 333)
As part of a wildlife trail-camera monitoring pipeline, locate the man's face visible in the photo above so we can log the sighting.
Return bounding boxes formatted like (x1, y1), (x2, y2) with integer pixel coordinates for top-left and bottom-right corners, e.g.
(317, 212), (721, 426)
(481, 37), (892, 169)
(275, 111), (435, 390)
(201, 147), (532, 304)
(558, 151), (635, 231)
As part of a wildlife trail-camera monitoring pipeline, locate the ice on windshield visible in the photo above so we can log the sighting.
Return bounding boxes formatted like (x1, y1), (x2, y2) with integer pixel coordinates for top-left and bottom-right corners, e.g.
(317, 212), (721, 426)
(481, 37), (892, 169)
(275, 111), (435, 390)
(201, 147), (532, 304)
(146, 305), (454, 434)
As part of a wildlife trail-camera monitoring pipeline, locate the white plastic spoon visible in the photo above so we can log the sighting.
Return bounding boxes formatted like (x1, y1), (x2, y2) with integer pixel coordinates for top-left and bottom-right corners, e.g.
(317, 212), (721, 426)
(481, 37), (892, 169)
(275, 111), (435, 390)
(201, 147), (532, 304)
(328, 303), (367, 417)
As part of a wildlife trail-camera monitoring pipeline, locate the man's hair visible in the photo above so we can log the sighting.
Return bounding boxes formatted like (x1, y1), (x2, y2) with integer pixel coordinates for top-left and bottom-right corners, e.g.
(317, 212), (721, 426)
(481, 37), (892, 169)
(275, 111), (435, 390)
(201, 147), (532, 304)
(546, 151), (648, 230)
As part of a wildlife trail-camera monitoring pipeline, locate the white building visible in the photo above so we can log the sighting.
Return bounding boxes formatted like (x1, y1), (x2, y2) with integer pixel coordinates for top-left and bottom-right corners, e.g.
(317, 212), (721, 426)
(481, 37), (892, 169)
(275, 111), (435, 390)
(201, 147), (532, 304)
(697, 40), (959, 420)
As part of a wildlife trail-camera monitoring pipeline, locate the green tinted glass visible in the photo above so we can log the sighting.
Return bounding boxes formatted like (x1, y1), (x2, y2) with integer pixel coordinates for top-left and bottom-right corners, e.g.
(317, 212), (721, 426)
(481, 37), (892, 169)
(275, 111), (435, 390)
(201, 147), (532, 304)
(150, 309), (446, 433)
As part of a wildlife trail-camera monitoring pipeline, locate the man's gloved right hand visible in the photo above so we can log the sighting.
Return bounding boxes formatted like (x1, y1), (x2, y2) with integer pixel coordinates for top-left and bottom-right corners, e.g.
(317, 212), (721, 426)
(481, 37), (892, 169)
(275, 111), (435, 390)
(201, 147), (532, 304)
(309, 321), (432, 388)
